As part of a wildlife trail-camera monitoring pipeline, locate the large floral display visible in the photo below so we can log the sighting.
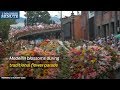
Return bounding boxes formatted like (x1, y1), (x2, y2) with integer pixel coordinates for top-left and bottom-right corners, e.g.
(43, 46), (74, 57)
(9, 24), (61, 38)
(68, 45), (119, 79)
(6, 39), (61, 79)
(0, 39), (120, 79)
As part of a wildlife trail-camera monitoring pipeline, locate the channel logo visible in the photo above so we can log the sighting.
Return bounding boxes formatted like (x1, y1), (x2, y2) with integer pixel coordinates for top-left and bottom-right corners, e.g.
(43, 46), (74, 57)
(0, 11), (19, 19)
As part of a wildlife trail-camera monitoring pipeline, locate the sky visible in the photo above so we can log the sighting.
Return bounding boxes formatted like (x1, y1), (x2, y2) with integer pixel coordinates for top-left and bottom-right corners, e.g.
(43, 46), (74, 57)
(20, 11), (81, 18)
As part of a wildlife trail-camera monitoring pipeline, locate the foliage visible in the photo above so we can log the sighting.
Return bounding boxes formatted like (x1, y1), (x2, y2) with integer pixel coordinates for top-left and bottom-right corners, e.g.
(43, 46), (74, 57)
(0, 19), (16, 40)
(24, 11), (55, 26)
(57, 50), (71, 79)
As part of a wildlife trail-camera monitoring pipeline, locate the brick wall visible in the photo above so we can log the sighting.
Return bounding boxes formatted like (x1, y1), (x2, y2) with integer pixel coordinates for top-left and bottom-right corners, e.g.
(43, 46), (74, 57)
(62, 15), (86, 41)
(80, 11), (120, 40)
(95, 11), (120, 27)
(73, 16), (81, 40)
(81, 11), (89, 40)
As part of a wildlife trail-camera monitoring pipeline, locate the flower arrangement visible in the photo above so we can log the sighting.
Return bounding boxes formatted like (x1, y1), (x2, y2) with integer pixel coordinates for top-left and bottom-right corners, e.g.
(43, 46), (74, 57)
(1, 39), (120, 79)
(7, 40), (61, 79)
(0, 44), (7, 59)
(68, 45), (119, 79)
(0, 60), (9, 77)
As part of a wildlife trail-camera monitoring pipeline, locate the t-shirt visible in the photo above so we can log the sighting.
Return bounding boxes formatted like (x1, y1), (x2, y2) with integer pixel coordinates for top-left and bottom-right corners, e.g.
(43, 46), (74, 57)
(97, 39), (102, 45)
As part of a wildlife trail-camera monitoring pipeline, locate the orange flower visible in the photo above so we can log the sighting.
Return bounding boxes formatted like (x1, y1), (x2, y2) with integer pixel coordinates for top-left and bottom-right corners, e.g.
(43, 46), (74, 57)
(29, 50), (35, 56)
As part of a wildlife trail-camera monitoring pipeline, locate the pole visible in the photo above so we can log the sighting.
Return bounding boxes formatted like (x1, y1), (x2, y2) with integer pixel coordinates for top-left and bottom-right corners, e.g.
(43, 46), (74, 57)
(26, 11), (27, 26)
(119, 11), (120, 28)
(119, 11), (120, 34)
(115, 11), (117, 35)
(94, 11), (96, 40)
(61, 11), (64, 41)
(73, 14), (74, 40)
(87, 13), (89, 40)
(77, 11), (79, 15)
(71, 11), (74, 40)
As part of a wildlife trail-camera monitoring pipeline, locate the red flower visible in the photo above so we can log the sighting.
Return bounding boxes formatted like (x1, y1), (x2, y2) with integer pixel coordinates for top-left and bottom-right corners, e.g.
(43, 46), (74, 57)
(72, 73), (82, 79)
(76, 51), (82, 55)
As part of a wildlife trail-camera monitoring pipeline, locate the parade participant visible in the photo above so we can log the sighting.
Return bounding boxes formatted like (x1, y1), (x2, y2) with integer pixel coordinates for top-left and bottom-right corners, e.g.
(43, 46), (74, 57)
(83, 43), (87, 49)
(97, 38), (102, 46)
(111, 42), (116, 49)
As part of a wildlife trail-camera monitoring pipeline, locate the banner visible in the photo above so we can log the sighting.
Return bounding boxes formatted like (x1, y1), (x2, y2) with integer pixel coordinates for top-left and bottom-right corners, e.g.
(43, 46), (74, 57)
(88, 11), (94, 19)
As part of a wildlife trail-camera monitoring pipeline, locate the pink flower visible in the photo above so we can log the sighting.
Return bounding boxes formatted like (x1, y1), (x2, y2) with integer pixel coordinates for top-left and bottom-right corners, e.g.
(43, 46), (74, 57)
(86, 75), (90, 79)
(67, 52), (72, 57)
(105, 61), (111, 66)
(0, 68), (4, 76)
(100, 66), (106, 72)
(104, 56), (112, 61)
(45, 39), (50, 42)
(15, 51), (21, 56)
(89, 71), (97, 78)
(0, 64), (7, 77)
(78, 73), (82, 78)
(51, 50), (56, 56)
(33, 47), (43, 54)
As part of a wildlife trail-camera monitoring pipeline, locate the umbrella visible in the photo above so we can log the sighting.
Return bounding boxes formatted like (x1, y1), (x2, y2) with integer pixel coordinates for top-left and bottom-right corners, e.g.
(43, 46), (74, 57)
(115, 34), (120, 39)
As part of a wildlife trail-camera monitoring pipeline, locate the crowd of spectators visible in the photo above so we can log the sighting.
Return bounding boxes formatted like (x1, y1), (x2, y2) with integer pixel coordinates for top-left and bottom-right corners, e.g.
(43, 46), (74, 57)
(80, 34), (120, 52)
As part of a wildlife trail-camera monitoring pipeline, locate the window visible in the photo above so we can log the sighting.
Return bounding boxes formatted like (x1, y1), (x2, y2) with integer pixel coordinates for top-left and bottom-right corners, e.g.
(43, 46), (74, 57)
(103, 11), (108, 14)
(95, 11), (101, 15)
(117, 20), (119, 27)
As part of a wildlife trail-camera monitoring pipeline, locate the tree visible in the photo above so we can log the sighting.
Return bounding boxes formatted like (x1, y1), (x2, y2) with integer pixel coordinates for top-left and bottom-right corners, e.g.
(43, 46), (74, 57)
(0, 19), (16, 40)
(50, 20), (55, 24)
(24, 11), (53, 26)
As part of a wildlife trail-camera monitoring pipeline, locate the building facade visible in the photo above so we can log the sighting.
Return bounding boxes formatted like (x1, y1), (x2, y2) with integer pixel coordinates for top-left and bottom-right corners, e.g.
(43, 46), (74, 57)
(81, 11), (120, 40)
(95, 11), (120, 39)
(80, 11), (89, 40)
(62, 14), (82, 41)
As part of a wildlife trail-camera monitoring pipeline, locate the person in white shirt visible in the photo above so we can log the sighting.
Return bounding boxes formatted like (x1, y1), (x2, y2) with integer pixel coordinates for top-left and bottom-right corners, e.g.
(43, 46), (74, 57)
(83, 43), (86, 49)
(97, 39), (102, 45)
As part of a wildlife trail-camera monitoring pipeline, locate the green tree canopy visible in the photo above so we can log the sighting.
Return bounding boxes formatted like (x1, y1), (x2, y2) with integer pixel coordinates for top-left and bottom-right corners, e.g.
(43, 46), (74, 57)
(0, 19), (16, 40)
(24, 11), (55, 26)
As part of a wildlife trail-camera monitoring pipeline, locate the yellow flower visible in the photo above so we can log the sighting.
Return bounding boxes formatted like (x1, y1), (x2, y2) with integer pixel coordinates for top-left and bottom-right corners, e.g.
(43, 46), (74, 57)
(91, 59), (96, 64)
(81, 55), (84, 59)
(82, 49), (85, 54)
(43, 69), (48, 76)
(78, 56), (82, 59)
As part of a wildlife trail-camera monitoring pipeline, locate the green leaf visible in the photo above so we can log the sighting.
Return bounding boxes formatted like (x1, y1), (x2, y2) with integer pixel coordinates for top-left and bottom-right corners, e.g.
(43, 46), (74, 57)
(24, 11), (52, 25)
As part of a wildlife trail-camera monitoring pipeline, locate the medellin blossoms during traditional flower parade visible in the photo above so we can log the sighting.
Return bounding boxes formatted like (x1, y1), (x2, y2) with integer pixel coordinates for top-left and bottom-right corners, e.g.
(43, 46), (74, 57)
(0, 11), (120, 79)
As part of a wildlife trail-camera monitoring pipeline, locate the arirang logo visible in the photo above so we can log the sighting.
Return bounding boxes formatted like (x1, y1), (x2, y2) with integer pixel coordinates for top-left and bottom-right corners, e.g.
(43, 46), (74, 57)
(0, 11), (19, 19)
